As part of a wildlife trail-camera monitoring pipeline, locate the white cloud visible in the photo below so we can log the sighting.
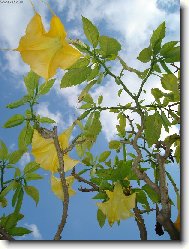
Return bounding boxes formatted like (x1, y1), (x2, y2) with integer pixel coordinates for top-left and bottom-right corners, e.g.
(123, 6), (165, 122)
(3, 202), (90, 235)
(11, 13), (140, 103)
(36, 102), (65, 129)
(0, 0), (50, 77)
(25, 223), (42, 240)
(20, 152), (31, 170)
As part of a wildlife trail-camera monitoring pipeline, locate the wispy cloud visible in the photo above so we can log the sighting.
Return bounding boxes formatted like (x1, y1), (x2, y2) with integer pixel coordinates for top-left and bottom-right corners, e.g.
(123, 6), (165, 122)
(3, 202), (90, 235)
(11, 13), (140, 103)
(25, 223), (42, 240)
(19, 152), (31, 170)
(36, 101), (65, 129)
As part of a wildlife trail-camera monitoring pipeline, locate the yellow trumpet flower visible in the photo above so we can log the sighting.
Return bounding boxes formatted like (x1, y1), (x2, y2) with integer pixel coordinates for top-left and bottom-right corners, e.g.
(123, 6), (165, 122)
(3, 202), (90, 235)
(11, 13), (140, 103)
(97, 182), (136, 226)
(31, 128), (79, 173)
(51, 175), (76, 201)
(16, 13), (82, 79)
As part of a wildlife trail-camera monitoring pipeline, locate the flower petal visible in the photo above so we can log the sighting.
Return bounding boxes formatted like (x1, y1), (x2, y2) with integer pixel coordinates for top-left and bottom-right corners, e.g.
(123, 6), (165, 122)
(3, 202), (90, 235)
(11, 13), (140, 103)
(51, 175), (76, 201)
(31, 129), (79, 173)
(46, 15), (67, 40)
(97, 182), (136, 226)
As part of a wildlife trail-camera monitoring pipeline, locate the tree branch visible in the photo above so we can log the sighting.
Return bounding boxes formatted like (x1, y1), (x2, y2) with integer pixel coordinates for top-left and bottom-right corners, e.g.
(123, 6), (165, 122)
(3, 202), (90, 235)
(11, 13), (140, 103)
(134, 205), (147, 240)
(131, 126), (160, 195)
(52, 127), (69, 241)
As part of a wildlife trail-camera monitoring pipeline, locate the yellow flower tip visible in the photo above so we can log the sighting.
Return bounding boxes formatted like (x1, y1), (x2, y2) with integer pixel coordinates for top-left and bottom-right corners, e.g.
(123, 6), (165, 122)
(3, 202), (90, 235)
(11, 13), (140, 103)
(51, 175), (76, 201)
(31, 129), (79, 173)
(96, 182), (136, 226)
(17, 13), (82, 79)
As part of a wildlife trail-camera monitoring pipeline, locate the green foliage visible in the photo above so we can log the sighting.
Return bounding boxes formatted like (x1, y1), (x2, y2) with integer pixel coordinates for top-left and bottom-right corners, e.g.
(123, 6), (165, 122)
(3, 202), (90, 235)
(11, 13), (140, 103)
(24, 71), (40, 96)
(4, 114), (25, 128)
(150, 22), (165, 53)
(137, 47), (152, 63)
(24, 186), (39, 205)
(99, 36), (121, 58)
(61, 67), (91, 88)
(6, 96), (30, 109)
(82, 16), (99, 48)
(142, 184), (160, 203)
(38, 79), (55, 95)
(97, 209), (106, 228)
(99, 151), (111, 162)
(0, 140), (8, 160)
(144, 112), (162, 147)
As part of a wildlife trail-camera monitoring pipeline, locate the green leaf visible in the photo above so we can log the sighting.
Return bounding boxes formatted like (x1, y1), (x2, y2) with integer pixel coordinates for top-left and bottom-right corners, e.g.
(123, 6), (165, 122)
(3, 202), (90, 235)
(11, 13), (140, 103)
(6, 96), (30, 109)
(25, 173), (43, 181)
(161, 111), (171, 132)
(18, 124), (34, 150)
(87, 65), (100, 81)
(24, 186), (39, 205)
(98, 95), (103, 105)
(151, 88), (164, 100)
(99, 36), (121, 57)
(99, 151), (111, 162)
(24, 161), (40, 174)
(160, 60), (172, 74)
(4, 213), (19, 230)
(69, 57), (90, 69)
(136, 190), (150, 210)
(150, 22), (165, 52)
(39, 117), (56, 124)
(160, 42), (180, 63)
(161, 74), (179, 93)
(38, 79), (55, 95)
(78, 80), (97, 102)
(4, 114), (25, 128)
(78, 169), (90, 175)
(82, 93), (94, 104)
(0, 181), (16, 199)
(14, 168), (21, 178)
(61, 67), (91, 88)
(144, 112), (162, 147)
(79, 110), (90, 120)
(9, 150), (24, 164)
(80, 103), (92, 109)
(0, 140), (8, 160)
(82, 16), (99, 48)
(12, 184), (22, 207)
(153, 63), (161, 73)
(9, 227), (32, 236)
(160, 41), (178, 56)
(109, 140), (121, 150)
(117, 113), (126, 137)
(97, 209), (106, 228)
(142, 184), (160, 203)
(92, 192), (107, 199)
(137, 47), (152, 63)
(99, 181), (113, 191)
(24, 71), (39, 96)
(14, 188), (24, 214)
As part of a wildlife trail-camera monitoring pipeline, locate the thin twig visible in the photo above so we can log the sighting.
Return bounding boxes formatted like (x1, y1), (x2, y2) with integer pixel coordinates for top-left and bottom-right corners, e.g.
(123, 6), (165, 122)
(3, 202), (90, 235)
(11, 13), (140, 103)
(72, 173), (99, 191)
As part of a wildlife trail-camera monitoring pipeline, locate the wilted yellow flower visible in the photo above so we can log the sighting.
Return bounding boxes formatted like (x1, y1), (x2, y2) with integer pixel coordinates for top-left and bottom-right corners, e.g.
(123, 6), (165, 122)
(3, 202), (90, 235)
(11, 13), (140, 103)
(97, 182), (136, 226)
(31, 128), (79, 173)
(16, 13), (82, 79)
(51, 175), (76, 201)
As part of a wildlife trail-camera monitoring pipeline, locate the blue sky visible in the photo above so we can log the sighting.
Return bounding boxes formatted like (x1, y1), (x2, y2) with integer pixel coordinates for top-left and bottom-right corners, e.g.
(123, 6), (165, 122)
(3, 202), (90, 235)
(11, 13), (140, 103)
(0, 0), (180, 241)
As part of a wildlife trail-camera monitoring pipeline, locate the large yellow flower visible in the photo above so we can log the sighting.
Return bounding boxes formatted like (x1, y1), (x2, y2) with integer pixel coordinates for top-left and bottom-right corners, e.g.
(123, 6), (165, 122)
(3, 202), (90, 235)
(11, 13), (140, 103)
(31, 127), (79, 173)
(97, 182), (136, 226)
(51, 175), (76, 201)
(16, 13), (82, 79)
